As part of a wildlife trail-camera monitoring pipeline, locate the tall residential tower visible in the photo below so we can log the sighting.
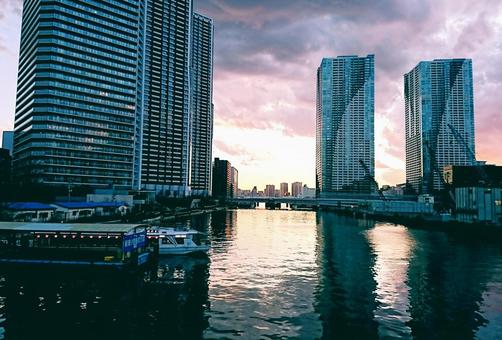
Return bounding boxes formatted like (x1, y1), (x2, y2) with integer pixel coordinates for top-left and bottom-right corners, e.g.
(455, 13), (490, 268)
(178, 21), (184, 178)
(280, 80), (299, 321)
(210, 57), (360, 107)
(189, 13), (214, 196)
(404, 59), (475, 193)
(137, 0), (192, 196)
(13, 0), (214, 196)
(316, 55), (375, 196)
(13, 0), (142, 188)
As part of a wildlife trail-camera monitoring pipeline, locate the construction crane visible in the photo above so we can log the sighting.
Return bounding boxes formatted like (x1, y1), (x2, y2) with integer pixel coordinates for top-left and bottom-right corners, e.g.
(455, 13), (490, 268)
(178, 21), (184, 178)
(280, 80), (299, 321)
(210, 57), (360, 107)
(447, 123), (489, 184)
(358, 159), (386, 200)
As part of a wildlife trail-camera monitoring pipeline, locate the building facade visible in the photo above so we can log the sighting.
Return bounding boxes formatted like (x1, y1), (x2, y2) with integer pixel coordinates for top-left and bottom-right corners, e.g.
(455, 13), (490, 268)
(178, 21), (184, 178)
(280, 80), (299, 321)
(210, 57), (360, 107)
(1, 131), (14, 155)
(212, 158), (231, 198)
(13, 0), (142, 188)
(316, 55), (375, 196)
(265, 185), (275, 197)
(291, 182), (303, 197)
(445, 164), (502, 224)
(13, 0), (214, 196)
(189, 13), (214, 196)
(137, 0), (192, 196)
(405, 59), (475, 194)
(280, 182), (288, 196)
(0, 148), (11, 186)
(230, 166), (238, 198)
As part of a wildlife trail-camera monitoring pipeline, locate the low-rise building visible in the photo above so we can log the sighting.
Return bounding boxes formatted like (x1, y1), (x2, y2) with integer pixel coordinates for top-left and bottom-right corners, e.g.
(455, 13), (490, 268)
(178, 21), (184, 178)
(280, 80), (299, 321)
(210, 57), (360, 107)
(455, 187), (502, 224)
(86, 189), (134, 207)
(54, 202), (129, 221)
(5, 202), (56, 222)
(300, 185), (316, 198)
(445, 164), (502, 224)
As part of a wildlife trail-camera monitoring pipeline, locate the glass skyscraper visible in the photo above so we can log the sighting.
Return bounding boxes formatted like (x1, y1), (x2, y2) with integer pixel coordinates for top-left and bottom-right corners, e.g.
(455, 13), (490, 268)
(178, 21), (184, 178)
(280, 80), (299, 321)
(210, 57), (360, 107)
(404, 59), (475, 193)
(189, 13), (214, 196)
(14, 0), (142, 188)
(316, 55), (375, 196)
(13, 0), (214, 196)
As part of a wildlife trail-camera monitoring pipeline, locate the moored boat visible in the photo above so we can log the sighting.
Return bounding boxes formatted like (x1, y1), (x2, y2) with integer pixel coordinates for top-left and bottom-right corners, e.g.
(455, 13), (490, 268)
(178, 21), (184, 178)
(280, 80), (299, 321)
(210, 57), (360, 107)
(147, 227), (210, 255)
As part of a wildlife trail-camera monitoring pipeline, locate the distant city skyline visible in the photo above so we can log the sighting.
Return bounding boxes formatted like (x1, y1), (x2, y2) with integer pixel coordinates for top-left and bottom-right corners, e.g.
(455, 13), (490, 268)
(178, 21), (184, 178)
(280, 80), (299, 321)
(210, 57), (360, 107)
(1, 0), (502, 190)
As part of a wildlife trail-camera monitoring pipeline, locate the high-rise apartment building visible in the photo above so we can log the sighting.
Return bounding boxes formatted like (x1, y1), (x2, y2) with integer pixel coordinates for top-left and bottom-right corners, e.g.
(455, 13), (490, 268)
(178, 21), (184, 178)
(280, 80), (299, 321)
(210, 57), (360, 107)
(137, 0), (192, 196)
(230, 166), (238, 198)
(265, 185), (276, 197)
(316, 55), (375, 196)
(13, 0), (214, 196)
(13, 0), (142, 188)
(190, 13), (214, 196)
(280, 182), (288, 196)
(212, 158), (231, 198)
(291, 182), (303, 197)
(404, 59), (475, 193)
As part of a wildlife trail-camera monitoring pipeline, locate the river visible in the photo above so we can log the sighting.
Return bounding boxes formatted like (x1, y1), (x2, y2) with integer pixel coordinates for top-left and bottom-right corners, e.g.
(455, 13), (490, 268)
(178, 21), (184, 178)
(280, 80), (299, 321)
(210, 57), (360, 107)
(0, 209), (501, 339)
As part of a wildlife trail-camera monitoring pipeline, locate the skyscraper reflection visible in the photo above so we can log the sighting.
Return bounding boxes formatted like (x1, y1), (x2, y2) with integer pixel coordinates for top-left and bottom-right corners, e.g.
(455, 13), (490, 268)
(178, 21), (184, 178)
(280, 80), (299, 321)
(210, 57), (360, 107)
(405, 230), (499, 339)
(0, 258), (209, 340)
(315, 212), (379, 339)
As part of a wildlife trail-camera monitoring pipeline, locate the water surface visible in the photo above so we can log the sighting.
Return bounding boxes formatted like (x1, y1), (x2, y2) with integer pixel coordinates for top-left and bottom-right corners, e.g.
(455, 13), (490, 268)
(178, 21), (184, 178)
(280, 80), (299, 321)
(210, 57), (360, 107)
(0, 210), (501, 339)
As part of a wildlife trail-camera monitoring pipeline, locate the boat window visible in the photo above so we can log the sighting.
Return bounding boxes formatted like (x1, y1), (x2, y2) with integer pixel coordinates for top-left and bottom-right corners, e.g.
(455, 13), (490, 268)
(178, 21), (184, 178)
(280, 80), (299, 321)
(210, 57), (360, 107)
(175, 237), (185, 245)
(162, 238), (169, 244)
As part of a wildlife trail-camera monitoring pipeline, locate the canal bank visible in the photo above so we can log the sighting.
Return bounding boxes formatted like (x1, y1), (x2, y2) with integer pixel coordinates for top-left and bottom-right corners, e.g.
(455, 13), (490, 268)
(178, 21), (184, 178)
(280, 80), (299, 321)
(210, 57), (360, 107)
(317, 206), (502, 239)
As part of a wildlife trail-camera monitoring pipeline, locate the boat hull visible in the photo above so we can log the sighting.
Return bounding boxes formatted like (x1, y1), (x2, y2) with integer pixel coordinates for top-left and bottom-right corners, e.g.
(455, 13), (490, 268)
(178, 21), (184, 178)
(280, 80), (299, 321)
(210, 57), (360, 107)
(158, 245), (210, 255)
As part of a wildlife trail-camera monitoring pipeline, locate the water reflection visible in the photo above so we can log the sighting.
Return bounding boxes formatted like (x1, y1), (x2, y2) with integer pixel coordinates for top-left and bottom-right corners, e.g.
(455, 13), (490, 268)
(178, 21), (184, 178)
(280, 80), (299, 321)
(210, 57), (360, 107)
(315, 212), (502, 339)
(315, 213), (379, 339)
(366, 224), (414, 338)
(0, 257), (209, 340)
(0, 210), (500, 339)
(405, 230), (501, 339)
(204, 210), (322, 339)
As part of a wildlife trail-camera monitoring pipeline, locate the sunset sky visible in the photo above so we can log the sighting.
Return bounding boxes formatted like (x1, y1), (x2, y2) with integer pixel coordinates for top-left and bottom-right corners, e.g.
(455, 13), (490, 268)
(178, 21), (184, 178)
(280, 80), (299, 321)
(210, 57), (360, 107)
(1, 0), (501, 190)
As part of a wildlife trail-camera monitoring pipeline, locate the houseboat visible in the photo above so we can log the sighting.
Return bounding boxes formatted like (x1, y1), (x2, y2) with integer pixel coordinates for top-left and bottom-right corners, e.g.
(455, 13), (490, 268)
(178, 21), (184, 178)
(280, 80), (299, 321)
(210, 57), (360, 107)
(0, 222), (150, 268)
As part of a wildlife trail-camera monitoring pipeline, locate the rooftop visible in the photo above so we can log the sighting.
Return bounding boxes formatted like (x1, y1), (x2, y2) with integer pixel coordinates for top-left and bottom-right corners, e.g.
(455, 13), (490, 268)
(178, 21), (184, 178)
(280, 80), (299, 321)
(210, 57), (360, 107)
(55, 202), (128, 209)
(6, 202), (55, 211)
(0, 222), (147, 234)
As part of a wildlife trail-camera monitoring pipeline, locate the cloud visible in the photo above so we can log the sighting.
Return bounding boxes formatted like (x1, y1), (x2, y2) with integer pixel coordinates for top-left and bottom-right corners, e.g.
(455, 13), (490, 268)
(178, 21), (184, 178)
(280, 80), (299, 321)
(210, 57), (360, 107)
(0, 0), (22, 20)
(1, 0), (501, 187)
(192, 0), (502, 185)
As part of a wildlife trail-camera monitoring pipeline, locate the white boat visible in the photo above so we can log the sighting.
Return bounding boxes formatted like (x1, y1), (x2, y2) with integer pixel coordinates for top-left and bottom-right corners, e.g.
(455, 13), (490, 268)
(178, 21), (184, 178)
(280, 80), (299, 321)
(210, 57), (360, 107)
(147, 227), (210, 255)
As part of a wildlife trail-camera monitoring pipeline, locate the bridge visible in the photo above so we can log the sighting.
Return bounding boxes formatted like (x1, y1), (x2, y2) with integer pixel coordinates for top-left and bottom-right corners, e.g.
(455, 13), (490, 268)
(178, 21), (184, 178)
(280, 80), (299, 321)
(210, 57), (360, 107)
(229, 194), (432, 215)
